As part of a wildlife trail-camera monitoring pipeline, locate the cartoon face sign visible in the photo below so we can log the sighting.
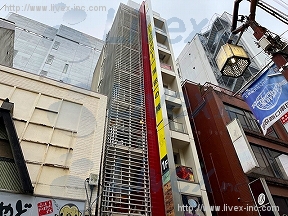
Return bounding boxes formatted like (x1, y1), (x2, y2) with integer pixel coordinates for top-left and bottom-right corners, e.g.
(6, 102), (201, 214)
(59, 203), (82, 216)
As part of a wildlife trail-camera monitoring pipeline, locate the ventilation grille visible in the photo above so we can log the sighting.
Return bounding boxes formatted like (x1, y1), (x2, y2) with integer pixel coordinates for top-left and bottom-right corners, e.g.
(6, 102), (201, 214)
(0, 158), (23, 192)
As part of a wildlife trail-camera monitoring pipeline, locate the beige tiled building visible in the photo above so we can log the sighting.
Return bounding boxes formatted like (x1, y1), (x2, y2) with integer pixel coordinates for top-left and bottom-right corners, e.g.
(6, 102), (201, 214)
(0, 65), (107, 215)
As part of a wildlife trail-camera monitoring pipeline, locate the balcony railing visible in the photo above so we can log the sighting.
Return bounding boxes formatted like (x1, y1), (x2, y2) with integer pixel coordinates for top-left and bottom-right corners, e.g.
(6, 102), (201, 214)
(169, 121), (186, 133)
(157, 43), (169, 50)
(160, 62), (173, 71)
(155, 27), (166, 34)
(164, 88), (179, 98)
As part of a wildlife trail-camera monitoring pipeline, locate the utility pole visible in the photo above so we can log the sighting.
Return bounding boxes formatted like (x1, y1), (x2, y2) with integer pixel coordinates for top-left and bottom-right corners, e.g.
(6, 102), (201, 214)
(231, 0), (288, 80)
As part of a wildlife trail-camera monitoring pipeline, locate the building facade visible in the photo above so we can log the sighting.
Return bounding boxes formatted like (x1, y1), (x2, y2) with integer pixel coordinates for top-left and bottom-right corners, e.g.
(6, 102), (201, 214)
(183, 80), (288, 216)
(94, 3), (153, 215)
(0, 18), (15, 68)
(177, 12), (270, 93)
(0, 64), (107, 215)
(92, 1), (212, 215)
(6, 13), (104, 90)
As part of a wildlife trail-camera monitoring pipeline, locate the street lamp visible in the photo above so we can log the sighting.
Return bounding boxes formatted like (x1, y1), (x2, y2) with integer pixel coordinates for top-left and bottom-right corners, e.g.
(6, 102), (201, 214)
(216, 0), (288, 80)
(216, 43), (250, 77)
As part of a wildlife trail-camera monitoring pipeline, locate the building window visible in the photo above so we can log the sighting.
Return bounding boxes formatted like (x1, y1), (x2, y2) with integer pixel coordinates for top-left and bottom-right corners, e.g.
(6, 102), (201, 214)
(173, 153), (181, 165)
(225, 104), (278, 138)
(52, 41), (60, 50)
(251, 144), (287, 180)
(167, 109), (174, 121)
(40, 70), (48, 77)
(272, 196), (288, 216)
(45, 55), (54, 65)
(266, 126), (278, 138)
(63, 64), (69, 74)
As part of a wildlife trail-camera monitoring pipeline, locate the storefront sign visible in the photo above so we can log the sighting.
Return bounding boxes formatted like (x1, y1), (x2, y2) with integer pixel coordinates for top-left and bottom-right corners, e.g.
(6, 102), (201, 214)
(248, 178), (279, 216)
(0, 191), (85, 216)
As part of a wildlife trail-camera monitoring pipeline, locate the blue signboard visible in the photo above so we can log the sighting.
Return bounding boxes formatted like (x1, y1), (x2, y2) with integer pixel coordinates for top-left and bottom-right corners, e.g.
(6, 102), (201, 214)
(242, 64), (288, 135)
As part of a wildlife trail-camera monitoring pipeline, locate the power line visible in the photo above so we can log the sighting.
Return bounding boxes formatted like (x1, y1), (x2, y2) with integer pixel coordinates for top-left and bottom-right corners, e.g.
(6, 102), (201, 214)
(272, 0), (288, 11)
(279, 0), (288, 7)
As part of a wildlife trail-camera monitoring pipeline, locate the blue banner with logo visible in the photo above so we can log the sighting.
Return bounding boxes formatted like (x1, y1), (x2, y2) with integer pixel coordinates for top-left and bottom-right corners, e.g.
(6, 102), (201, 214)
(242, 64), (288, 135)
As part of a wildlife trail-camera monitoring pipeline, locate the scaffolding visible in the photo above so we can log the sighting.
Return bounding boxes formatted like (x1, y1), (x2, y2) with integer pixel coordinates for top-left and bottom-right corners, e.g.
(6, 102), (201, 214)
(98, 4), (151, 215)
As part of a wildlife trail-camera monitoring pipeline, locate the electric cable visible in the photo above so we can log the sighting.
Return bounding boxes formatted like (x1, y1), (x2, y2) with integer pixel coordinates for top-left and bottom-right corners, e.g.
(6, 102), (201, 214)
(279, 0), (288, 7)
(156, 105), (188, 133)
(272, 0), (288, 11)
(86, 184), (103, 214)
(84, 179), (92, 216)
(248, 29), (288, 63)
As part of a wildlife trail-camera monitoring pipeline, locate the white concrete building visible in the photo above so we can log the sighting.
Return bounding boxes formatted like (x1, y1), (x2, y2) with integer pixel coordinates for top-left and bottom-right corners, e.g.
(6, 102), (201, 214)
(0, 64), (107, 215)
(177, 12), (270, 92)
(145, 1), (212, 215)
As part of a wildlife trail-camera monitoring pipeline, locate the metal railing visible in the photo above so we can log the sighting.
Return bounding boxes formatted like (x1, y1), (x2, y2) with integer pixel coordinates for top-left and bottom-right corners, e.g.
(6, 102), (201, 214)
(169, 121), (186, 133)
(155, 26), (166, 34)
(157, 42), (169, 50)
(200, 81), (243, 99)
(160, 62), (173, 71)
(164, 88), (179, 98)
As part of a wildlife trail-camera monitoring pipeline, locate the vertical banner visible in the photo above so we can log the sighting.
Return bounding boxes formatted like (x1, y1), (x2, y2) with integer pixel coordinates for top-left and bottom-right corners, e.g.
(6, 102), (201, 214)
(147, 22), (174, 216)
(242, 64), (288, 135)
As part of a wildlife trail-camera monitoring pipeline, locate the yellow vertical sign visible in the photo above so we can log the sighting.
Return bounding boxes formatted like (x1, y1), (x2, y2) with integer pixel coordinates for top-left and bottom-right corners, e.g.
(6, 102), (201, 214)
(147, 23), (167, 159)
(147, 23), (175, 216)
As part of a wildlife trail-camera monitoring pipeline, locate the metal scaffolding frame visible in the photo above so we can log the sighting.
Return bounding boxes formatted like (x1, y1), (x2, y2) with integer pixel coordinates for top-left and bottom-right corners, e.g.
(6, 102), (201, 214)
(99, 4), (151, 215)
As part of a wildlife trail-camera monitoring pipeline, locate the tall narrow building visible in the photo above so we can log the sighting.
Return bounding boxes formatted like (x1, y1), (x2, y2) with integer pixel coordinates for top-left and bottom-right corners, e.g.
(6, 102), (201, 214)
(92, 1), (212, 215)
(94, 3), (152, 215)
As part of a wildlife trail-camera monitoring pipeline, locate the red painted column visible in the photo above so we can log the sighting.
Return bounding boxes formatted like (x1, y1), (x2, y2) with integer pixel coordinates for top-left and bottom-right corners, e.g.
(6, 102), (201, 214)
(139, 2), (166, 215)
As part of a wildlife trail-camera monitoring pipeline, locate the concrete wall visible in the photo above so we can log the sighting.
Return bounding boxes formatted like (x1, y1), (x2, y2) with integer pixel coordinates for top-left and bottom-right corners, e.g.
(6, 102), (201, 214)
(177, 35), (218, 85)
(0, 19), (15, 67)
(91, 49), (104, 93)
(0, 65), (107, 210)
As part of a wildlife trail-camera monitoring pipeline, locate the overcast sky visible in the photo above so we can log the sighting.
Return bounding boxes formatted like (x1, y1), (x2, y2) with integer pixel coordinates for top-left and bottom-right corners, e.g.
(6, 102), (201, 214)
(0, 0), (287, 57)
